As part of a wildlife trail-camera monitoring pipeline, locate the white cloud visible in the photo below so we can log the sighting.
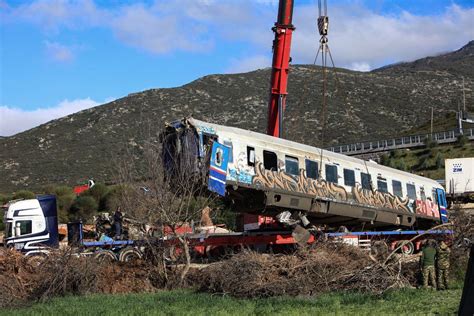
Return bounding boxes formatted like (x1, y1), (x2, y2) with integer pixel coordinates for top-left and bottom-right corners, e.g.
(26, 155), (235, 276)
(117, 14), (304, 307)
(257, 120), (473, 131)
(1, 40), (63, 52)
(44, 41), (74, 62)
(226, 55), (271, 73)
(2, 1), (473, 70)
(350, 62), (371, 72)
(110, 4), (212, 54)
(291, 4), (474, 70)
(0, 98), (106, 136)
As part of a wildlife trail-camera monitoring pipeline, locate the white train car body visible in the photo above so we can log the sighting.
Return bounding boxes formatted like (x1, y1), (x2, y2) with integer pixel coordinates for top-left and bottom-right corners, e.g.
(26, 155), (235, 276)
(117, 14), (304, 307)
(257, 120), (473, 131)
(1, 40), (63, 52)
(163, 118), (449, 230)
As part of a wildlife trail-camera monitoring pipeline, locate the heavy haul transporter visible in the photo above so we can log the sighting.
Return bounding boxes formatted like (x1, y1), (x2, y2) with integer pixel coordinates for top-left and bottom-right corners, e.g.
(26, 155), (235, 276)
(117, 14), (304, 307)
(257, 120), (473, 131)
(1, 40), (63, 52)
(3, 195), (450, 259)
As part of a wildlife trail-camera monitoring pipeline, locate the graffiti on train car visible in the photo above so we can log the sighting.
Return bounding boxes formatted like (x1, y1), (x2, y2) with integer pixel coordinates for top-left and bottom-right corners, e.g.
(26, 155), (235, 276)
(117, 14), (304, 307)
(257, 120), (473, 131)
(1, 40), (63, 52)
(251, 161), (412, 213)
(416, 200), (440, 218)
(351, 185), (411, 213)
(252, 162), (348, 200)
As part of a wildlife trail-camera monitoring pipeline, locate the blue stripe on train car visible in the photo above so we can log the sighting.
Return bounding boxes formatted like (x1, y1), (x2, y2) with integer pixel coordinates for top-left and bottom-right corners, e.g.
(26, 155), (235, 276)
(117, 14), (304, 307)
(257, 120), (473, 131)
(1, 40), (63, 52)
(208, 142), (230, 196)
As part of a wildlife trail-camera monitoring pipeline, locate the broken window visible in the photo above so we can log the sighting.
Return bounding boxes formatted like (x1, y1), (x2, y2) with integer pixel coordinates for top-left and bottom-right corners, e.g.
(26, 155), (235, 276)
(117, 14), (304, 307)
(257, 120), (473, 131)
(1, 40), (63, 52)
(420, 187), (426, 201)
(263, 150), (278, 171)
(247, 146), (255, 166)
(285, 156), (299, 176)
(305, 159), (318, 179)
(343, 169), (355, 187)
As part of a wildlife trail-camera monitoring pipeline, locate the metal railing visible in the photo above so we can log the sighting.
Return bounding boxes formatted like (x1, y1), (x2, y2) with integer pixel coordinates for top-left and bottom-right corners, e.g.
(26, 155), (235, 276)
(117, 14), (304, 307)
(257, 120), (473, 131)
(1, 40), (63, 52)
(326, 128), (474, 156)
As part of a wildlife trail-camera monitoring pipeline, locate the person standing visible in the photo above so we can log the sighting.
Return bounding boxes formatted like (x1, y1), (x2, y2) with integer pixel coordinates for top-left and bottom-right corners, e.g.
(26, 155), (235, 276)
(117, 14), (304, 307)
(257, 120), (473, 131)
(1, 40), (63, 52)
(420, 239), (437, 289)
(436, 241), (450, 290)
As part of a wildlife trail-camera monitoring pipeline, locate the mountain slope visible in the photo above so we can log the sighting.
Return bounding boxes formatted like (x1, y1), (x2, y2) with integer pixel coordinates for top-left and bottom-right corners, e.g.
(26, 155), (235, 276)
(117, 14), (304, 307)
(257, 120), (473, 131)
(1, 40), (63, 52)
(1, 42), (473, 191)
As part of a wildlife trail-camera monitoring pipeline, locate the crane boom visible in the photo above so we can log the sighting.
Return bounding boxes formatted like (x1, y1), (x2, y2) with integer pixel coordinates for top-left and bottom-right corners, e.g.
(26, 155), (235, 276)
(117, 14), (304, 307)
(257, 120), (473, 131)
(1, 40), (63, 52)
(266, 0), (295, 138)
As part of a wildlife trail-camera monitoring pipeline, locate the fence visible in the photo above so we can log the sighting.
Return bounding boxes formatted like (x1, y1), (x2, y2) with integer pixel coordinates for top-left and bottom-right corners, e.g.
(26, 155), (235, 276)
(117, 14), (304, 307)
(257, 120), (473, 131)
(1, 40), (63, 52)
(326, 128), (474, 156)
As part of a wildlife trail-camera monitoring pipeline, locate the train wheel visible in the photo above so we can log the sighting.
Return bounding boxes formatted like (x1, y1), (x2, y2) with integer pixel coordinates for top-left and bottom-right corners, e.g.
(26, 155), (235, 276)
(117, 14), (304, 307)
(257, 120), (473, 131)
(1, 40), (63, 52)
(119, 247), (142, 263)
(95, 250), (117, 262)
(397, 241), (414, 255)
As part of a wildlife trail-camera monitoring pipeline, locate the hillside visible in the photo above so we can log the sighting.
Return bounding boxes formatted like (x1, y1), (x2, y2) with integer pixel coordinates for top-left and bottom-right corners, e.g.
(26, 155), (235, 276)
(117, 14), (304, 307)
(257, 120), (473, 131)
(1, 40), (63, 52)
(0, 42), (473, 191)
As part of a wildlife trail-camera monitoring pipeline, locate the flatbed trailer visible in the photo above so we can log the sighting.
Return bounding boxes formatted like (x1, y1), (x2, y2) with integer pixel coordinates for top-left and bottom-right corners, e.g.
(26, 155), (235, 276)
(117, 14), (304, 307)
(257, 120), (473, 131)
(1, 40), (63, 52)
(71, 223), (452, 262)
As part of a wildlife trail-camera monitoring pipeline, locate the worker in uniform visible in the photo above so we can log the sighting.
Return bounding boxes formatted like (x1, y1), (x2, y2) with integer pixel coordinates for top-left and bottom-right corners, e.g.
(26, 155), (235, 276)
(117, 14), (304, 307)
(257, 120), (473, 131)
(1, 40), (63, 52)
(113, 207), (123, 240)
(420, 239), (437, 289)
(436, 241), (451, 290)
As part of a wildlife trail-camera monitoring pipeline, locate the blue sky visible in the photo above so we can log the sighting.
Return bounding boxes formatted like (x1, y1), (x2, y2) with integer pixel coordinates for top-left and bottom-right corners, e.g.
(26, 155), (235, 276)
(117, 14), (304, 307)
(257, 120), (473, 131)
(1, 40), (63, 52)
(0, 0), (473, 136)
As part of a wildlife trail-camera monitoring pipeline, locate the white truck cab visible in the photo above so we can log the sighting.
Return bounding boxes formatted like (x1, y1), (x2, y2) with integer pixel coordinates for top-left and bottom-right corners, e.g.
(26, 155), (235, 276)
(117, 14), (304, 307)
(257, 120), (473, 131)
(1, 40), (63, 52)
(3, 195), (59, 256)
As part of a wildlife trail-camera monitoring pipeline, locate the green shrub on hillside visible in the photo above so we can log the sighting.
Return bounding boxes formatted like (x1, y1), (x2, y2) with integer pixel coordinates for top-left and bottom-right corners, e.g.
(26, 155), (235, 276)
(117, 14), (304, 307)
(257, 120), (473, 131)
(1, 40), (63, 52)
(389, 149), (402, 159)
(424, 137), (438, 149)
(456, 134), (468, 148)
(419, 158), (431, 170)
(81, 183), (110, 211)
(12, 190), (35, 200)
(0, 194), (13, 205)
(103, 185), (127, 212)
(69, 196), (98, 222)
(394, 159), (407, 171)
(435, 153), (445, 169)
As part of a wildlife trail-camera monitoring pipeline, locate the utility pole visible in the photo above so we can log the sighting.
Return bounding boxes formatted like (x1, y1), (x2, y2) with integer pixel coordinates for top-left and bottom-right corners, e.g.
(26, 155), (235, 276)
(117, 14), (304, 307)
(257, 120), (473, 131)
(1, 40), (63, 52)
(462, 76), (466, 113)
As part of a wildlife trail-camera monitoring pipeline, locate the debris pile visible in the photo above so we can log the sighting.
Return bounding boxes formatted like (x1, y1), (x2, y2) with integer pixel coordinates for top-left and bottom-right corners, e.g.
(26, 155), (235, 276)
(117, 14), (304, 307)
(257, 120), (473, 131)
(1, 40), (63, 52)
(0, 248), (166, 308)
(198, 243), (413, 298)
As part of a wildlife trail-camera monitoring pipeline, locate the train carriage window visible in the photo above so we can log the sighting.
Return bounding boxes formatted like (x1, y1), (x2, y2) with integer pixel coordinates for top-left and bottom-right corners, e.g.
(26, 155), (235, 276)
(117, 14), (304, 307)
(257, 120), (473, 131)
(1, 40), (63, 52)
(285, 156), (299, 176)
(407, 183), (417, 200)
(343, 169), (355, 187)
(392, 180), (403, 197)
(305, 159), (319, 179)
(325, 165), (338, 184)
(263, 150), (278, 171)
(420, 187), (426, 201)
(361, 173), (372, 190)
(247, 146), (255, 167)
(377, 179), (388, 193)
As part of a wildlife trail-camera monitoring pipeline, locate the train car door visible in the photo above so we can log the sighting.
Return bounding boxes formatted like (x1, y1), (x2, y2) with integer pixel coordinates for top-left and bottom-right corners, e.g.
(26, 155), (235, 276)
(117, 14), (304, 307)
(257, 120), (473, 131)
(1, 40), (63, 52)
(436, 188), (448, 223)
(208, 141), (230, 196)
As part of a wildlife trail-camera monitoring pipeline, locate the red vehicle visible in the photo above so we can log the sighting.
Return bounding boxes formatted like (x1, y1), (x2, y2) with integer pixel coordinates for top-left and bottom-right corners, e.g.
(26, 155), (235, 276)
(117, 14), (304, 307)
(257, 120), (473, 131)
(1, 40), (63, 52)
(73, 180), (95, 195)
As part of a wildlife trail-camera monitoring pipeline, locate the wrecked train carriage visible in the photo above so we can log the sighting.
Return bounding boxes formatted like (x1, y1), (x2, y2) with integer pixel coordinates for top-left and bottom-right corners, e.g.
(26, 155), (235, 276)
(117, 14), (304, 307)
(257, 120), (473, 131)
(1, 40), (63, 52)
(162, 118), (448, 230)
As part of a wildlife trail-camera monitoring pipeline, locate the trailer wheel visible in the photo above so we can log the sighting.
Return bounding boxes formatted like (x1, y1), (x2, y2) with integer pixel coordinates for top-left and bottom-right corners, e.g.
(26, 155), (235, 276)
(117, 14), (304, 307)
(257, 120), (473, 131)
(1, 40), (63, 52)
(95, 250), (117, 262)
(397, 241), (415, 255)
(119, 247), (142, 262)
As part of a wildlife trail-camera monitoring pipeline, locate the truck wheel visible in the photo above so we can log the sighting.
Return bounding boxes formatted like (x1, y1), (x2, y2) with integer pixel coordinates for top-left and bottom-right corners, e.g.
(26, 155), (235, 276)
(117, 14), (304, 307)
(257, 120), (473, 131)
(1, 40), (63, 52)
(119, 247), (142, 262)
(95, 250), (117, 262)
(397, 240), (414, 255)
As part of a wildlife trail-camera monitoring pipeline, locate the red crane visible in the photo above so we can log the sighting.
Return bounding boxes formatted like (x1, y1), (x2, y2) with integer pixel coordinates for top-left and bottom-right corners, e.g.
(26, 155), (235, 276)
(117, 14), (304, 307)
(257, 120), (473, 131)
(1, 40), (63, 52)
(266, 0), (295, 138)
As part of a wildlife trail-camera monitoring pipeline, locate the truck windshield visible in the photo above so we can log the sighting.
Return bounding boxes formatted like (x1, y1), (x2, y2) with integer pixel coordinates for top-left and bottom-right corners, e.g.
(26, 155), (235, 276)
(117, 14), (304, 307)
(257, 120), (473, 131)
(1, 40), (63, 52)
(5, 222), (12, 238)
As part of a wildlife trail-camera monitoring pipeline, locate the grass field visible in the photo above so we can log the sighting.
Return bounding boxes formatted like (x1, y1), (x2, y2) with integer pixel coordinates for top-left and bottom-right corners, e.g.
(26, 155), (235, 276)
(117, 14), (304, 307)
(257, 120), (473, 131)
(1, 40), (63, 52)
(3, 286), (462, 316)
